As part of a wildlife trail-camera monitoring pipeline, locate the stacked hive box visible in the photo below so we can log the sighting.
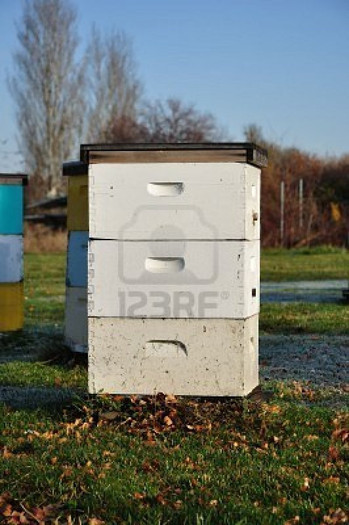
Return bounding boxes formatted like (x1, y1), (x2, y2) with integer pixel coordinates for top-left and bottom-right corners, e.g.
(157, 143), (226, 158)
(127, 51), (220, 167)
(0, 173), (27, 331)
(63, 162), (88, 352)
(83, 143), (267, 396)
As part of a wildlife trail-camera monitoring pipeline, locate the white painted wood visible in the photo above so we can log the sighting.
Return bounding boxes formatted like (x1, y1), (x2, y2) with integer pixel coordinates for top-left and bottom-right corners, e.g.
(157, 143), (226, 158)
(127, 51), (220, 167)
(65, 286), (87, 353)
(67, 231), (88, 287)
(89, 163), (260, 240)
(88, 240), (259, 319)
(88, 316), (259, 396)
(0, 235), (23, 282)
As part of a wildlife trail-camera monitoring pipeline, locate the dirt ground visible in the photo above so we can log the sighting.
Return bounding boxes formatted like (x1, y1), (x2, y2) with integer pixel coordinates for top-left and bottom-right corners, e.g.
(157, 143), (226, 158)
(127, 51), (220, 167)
(259, 334), (348, 387)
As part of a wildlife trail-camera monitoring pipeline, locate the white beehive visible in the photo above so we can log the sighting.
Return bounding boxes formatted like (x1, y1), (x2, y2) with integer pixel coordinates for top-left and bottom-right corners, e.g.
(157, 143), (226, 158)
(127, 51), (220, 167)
(74, 143), (267, 395)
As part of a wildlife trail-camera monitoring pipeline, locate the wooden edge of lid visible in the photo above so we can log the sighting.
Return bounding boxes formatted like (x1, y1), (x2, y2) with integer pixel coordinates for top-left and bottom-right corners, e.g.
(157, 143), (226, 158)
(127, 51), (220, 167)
(79, 143), (268, 167)
(0, 173), (28, 185)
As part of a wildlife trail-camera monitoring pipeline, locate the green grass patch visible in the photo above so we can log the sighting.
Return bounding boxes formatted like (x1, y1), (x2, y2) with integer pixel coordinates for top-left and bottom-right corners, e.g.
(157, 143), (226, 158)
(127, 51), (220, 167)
(24, 253), (66, 327)
(0, 361), (86, 389)
(260, 302), (349, 334)
(0, 392), (348, 524)
(261, 246), (349, 281)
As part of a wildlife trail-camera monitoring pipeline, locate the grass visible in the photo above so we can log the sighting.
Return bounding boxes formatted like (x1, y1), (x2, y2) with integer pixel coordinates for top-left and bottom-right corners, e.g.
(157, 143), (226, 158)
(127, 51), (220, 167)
(0, 361), (86, 389)
(0, 390), (348, 524)
(24, 253), (66, 327)
(260, 303), (349, 334)
(261, 246), (349, 282)
(0, 248), (347, 524)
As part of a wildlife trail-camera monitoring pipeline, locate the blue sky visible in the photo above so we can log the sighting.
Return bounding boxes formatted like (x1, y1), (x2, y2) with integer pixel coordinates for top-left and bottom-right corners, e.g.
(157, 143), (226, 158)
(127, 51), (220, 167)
(0, 0), (348, 171)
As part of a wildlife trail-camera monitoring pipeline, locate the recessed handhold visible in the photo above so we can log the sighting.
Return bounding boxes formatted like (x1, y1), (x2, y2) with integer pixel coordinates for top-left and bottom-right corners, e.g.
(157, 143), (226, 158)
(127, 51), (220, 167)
(145, 340), (188, 356)
(145, 257), (185, 273)
(147, 182), (184, 197)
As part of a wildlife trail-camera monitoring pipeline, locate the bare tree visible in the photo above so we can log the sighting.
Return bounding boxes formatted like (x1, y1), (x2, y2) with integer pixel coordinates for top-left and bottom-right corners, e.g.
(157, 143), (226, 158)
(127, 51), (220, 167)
(140, 98), (223, 142)
(85, 27), (141, 142)
(107, 98), (224, 143)
(9, 0), (84, 196)
(244, 123), (265, 145)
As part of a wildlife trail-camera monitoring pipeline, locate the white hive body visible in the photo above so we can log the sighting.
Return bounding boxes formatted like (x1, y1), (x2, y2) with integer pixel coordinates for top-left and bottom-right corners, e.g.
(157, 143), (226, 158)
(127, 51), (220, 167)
(88, 239), (260, 318)
(89, 163), (260, 241)
(0, 235), (23, 282)
(89, 316), (259, 396)
(64, 143), (267, 394)
(65, 286), (87, 353)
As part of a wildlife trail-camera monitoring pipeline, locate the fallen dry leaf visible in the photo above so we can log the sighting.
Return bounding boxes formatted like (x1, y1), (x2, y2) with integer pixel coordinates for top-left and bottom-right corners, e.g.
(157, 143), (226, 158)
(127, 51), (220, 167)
(2, 447), (13, 459)
(332, 429), (348, 443)
(100, 411), (119, 421)
(321, 508), (348, 524)
(301, 477), (311, 491)
(134, 492), (146, 500)
(323, 477), (340, 485)
(155, 494), (166, 506)
(284, 517), (300, 525)
(328, 446), (340, 462)
(163, 415), (173, 426)
(1, 504), (12, 517)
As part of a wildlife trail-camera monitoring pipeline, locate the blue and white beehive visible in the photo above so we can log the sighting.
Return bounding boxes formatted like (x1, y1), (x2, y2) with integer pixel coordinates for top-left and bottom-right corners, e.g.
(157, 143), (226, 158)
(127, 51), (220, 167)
(0, 173), (28, 331)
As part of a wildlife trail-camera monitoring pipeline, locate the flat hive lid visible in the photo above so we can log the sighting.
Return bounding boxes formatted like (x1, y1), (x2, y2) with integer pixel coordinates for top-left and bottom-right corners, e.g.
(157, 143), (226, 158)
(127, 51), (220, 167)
(0, 173), (28, 185)
(79, 142), (268, 168)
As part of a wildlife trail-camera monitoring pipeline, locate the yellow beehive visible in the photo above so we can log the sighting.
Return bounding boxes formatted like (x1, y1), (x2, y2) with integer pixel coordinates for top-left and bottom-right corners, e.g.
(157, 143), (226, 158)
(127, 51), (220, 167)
(0, 282), (24, 331)
(67, 175), (88, 231)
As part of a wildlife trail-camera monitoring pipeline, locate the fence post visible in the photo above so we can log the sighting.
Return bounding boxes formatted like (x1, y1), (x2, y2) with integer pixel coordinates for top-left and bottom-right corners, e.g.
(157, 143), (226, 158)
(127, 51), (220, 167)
(280, 180), (285, 246)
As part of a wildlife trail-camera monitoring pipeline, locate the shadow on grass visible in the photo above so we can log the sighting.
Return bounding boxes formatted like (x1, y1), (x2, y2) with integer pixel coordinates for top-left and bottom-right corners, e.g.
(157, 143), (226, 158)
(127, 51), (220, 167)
(0, 326), (87, 410)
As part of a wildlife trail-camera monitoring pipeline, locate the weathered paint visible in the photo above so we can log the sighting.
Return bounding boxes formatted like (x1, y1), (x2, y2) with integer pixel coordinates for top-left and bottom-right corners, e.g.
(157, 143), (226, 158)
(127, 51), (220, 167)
(65, 286), (87, 352)
(89, 163), (260, 240)
(66, 231), (88, 287)
(0, 235), (23, 282)
(88, 239), (260, 318)
(0, 282), (24, 331)
(67, 175), (88, 231)
(88, 315), (259, 396)
(0, 185), (23, 234)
